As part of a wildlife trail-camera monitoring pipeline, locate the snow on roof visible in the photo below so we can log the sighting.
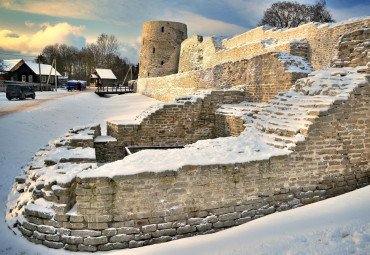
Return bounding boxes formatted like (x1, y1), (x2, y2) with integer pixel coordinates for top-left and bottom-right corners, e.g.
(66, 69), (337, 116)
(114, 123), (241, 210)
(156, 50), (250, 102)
(3, 59), (22, 71)
(24, 61), (61, 76)
(95, 68), (117, 80)
(90, 74), (99, 79)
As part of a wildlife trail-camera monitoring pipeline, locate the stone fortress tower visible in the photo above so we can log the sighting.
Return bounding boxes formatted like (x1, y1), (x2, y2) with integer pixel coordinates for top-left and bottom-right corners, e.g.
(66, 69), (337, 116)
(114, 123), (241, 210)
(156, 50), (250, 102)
(138, 21), (187, 78)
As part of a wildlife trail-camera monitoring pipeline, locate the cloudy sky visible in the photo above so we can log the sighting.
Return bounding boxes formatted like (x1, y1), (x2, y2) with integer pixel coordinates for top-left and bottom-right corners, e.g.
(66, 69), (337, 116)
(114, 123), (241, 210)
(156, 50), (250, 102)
(0, 0), (368, 63)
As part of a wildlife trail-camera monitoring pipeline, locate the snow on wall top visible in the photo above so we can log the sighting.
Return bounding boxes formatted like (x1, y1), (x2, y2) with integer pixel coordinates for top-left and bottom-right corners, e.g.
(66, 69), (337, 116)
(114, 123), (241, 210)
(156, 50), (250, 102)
(78, 66), (368, 179)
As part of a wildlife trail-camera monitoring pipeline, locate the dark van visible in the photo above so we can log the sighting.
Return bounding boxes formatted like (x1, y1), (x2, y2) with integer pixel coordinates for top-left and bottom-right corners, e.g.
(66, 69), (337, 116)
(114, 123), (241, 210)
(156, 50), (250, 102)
(6, 85), (36, 100)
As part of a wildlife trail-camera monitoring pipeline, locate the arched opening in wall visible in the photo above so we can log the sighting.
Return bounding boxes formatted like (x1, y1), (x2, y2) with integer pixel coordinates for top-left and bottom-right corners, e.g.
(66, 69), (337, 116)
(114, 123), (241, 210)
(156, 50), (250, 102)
(153, 48), (155, 53)
(161, 61), (164, 65)
(161, 26), (164, 32)
(148, 73), (150, 77)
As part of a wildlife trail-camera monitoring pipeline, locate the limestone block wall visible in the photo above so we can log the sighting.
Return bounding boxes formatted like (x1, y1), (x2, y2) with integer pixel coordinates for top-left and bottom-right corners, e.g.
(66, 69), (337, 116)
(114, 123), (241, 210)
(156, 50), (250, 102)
(106, 90), (246, 149)
(15, 74), (370, 251)
(214, 114), (245, 137)
(179, 18), (369, 72)
(332, 28), (370, 68)
(179, 37), (310, 73)
(138, 52), (310, 102)
(139, 21), (187, 79)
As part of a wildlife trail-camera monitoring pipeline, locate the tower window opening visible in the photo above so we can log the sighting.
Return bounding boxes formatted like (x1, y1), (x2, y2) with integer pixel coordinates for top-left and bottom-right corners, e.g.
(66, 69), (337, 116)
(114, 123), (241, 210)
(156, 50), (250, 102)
(161, 61), (164, 65)
(161, 26), (164, 32)
(153, 48), (155, 53)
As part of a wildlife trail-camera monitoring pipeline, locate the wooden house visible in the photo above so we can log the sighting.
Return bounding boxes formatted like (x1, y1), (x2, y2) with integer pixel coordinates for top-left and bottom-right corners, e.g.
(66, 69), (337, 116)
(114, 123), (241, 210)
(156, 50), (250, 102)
(2, 59), (61, 85)
(90, 69), (117, 87)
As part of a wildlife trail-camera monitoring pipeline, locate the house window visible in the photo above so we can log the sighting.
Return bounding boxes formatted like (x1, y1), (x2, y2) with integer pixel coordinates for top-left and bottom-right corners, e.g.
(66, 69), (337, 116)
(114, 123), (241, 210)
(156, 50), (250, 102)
(22, 75), (26, 82)
(50, 76), (54, 84)
(153, 48), (155, 53)
(42, 76), (47, 83)
(161, 26), (164, 32)
(28, 75), (33, 83)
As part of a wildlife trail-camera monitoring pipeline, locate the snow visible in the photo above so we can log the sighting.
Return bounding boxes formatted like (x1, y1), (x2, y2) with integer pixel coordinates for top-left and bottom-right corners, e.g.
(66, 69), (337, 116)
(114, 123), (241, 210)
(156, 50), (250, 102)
(0, 79), (369, 254)
(95, 68), (117, 80)
(95, 136), (117, 143)
(24, 61), (61, 76)
(3, 59), (22, 71)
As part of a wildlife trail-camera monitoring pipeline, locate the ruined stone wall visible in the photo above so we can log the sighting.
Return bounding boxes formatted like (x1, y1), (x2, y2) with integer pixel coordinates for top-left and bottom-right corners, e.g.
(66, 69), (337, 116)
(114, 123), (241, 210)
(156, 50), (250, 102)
(139, 21), (187, 79)
(16, 79), (369, 252)
(214, 114), (245, 137)
(106, 90), (246, 149)
(332, 28), (370, 68)
(179, 18), (369, 72)
(138, 52), (309, 102)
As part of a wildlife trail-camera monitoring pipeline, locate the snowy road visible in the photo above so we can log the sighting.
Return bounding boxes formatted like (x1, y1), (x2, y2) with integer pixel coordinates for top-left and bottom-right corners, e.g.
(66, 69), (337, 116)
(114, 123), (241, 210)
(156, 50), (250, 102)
(0, 91), (369, 255)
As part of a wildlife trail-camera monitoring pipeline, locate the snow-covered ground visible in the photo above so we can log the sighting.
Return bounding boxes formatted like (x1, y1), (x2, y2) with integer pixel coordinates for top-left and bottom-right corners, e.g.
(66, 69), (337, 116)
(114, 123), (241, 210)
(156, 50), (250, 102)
(0, 91), (369, 254)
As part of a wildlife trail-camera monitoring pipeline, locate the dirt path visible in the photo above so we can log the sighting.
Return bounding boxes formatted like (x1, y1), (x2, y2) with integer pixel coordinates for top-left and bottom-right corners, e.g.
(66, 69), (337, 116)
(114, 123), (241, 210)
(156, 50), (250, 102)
(0, 88), (95, 118)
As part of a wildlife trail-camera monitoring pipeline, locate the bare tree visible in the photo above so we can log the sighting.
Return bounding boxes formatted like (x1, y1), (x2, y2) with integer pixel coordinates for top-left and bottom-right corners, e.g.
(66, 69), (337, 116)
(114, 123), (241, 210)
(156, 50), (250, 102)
(259, 0), (334, 28)
(95, 34), (120, 68)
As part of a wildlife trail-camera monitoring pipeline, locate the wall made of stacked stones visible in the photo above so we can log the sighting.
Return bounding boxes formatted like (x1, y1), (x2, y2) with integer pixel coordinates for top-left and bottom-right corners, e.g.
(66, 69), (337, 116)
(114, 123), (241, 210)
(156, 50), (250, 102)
(332, 28), (370, 68)
(179, 19), (369, 72)
(18, 82), (369, 251)
(214, 114), (245, 137)
(138, 52), (307, 102)
(107, 90), (246, 150)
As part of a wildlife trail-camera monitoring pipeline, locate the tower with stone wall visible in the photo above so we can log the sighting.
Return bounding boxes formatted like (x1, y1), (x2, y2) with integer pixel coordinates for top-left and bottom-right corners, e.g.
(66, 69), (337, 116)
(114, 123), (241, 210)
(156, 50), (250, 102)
(139, 21), (187, 79)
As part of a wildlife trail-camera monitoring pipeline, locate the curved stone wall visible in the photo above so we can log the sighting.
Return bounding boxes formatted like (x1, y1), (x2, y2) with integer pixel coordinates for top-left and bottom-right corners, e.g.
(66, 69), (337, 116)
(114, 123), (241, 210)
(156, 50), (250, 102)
(139, 21), (187, 79)
(13, 68), (370, 251)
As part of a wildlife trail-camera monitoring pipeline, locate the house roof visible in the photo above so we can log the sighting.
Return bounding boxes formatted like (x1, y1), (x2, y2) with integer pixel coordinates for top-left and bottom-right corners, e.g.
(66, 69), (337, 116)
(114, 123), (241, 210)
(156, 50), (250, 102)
(95, 69), (117, 79)
(90, 74), (99, 79)
(3, 59), (23, 71)
(24, 61), (61, 76)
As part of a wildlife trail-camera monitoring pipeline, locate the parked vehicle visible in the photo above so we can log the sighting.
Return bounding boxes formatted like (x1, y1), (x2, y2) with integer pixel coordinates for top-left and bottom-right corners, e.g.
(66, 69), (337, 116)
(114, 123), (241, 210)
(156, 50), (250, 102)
(6, 84), (35, 100)
(67, 80), (87, 91)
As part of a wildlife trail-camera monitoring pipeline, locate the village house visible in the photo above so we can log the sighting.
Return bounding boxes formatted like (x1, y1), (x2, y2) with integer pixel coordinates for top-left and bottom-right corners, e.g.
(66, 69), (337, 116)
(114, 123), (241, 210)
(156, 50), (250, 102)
(2, 59), (61, 85)
(90, 68), (117, 87)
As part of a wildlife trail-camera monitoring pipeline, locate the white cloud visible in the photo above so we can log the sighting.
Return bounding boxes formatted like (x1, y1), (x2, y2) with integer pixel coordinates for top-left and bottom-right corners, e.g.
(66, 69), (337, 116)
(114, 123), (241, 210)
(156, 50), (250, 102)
(0, 22), (86, 55)
(1, 0), (96, 20)
(25, 21), (35, 28)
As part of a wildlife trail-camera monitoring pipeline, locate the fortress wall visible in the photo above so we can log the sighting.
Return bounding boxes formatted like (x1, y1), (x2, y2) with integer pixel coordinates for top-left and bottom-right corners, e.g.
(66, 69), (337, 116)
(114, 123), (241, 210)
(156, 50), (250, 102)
(106, 90), (246, 151)
(138, 52), (309, 102)
(179, 18), (369, 72)
(332, 28), (370, 68)
(19, 82), (367, 251)
(16, 74), (369, 251)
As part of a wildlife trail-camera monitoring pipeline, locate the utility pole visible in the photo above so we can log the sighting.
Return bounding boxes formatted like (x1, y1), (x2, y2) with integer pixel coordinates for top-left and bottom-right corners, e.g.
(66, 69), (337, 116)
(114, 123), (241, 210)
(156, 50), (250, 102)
(54, 58), (57, 92)
(38, 58), (42, 91)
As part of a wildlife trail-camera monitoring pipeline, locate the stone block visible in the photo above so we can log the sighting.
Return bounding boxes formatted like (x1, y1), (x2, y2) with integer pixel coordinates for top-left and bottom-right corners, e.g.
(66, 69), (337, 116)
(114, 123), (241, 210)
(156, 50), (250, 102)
(151, 228), (177, 238)
(45, 234), (61, 242)
(196, 223), (212, 232)
(117, 227), (140, 234)
(188, 218), (204, 226)
(37, 225), (56, 234)
(43, 240), (64, 249)
(177, 225), (196, 235)
(33, 231), (45, 240)
(88, 222), (108, 230)
(102, 228), (117, 237)
(78, 244), (97, 252)
(142, 224), (157, 233)
(84, 236), (108, 246)
(110, 234), (134, 243)
(65, 244), (78, 251)
(71, 229), (102, 237)
(62, 235), (83, 245)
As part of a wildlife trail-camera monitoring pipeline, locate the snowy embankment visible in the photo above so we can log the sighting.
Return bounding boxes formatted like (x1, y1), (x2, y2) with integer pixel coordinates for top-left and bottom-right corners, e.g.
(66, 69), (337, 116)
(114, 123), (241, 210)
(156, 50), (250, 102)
(0, 90), (369, 254)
